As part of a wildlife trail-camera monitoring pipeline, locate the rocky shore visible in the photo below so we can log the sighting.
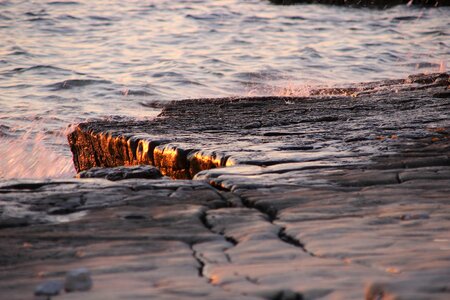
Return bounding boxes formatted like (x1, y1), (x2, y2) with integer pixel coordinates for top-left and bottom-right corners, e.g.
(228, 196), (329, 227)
(0, 73), (449, 299)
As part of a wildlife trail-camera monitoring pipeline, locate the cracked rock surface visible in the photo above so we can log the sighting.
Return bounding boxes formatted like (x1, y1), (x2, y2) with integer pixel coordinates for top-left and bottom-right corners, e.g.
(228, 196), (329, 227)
(1, 73), (449, 299)
(0, 179), (259, 300)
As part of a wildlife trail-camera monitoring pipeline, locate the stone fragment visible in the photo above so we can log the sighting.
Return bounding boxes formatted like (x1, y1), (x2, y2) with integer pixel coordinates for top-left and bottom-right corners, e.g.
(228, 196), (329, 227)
(64, 268), (92, 292)
(274, 289), (303, 300)
(256, 289), (304, 300)
(34, 280), (63, 296)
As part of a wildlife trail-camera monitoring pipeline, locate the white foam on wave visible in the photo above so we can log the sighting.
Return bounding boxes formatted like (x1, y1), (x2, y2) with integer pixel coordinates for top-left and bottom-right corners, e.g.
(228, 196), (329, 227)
(0, 125), (76, 179)
(272, 83), (313, 97)
(245, 81), (313, 97)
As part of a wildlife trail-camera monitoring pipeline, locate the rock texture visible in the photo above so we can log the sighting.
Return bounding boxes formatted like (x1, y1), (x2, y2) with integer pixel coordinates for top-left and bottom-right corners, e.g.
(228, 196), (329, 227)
(0, 179), (259, 300)
(76, 165), (163, 181)
(1, 73), (449, 299)
(35, 280), (63, 297)
(64, 268), (93, 292)
(68, 73), (449, 179)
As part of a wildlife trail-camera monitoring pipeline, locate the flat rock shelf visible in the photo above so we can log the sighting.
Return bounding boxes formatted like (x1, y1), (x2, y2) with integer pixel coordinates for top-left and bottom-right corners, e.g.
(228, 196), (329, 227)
(1, 73), (449, 300)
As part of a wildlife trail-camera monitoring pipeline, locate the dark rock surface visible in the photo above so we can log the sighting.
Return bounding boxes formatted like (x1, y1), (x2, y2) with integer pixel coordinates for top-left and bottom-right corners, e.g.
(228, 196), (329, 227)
(76, 165), (163, 181)
(64, 268), (92, 292)
(35, 280), (63, 297)
(68, 72), (449, 179)
(0, 179), (260, 299)
(1, 73), (449, 299)
(268, 0), (449, 7)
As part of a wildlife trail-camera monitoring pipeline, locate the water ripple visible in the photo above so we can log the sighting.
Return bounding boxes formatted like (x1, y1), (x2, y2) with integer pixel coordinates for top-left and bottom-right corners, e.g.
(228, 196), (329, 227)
(120, 89), (156, 96)
(0, 0), (448, 178)
(47, 79), (112, 90)
(0, 13), (11, 20)
(47, 1), (80, 5)
(6, 65), (71, 75)
(24, 10), (48, 17)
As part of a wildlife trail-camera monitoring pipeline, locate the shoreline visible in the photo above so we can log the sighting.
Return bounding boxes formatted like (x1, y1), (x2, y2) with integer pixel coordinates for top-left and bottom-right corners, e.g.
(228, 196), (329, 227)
(1, 72), (449, 299)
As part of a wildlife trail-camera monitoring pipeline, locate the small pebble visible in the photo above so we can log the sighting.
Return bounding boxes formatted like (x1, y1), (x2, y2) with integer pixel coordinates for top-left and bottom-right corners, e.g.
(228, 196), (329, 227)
(65, 268), (92, 292)
(34, 280), (63, 296)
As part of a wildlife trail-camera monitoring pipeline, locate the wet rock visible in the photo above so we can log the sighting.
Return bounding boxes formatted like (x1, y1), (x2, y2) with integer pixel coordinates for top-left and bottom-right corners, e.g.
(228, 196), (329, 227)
(1, 73), (449, 300)
(68, 73), (449, 180)
(0, 178), (261, 300)
(272, 289), (303, 300)
(76, 165), (163, 181)
(365, 282), (390, 300)
(47, 201), (80, 215)
(433, 91), (450, 98)
(64, 268), (92, 292)
(34, 280), (63, 297)
(0, 216), (30, 228)
(121, 213), (148, 220)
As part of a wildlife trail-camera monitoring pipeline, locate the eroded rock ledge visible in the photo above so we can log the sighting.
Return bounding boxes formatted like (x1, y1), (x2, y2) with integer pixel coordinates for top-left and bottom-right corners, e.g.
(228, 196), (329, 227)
(68, 73), (449, 180)
(1, 73), (449, 299)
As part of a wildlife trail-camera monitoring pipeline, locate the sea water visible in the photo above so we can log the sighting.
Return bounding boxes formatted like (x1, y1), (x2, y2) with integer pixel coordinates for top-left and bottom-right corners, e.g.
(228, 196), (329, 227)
(0, 0), (448, 178)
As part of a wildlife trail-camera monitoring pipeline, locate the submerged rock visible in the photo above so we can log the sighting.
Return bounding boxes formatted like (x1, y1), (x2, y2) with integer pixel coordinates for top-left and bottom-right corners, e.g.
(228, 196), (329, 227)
(65, 268), (92, 292)
(34, 280), (63, 297)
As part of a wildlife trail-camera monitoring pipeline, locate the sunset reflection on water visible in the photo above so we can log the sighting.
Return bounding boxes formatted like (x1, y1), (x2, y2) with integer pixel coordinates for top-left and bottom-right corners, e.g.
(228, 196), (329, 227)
(0, 0), (448, 178)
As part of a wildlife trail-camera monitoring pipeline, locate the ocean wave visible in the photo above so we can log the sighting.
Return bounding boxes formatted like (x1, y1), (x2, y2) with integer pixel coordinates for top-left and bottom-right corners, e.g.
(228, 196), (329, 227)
(0, 131), (74, 179)
(420, 30), (448, 36)
(0, 13), (11, 20)
(299, 47), (323, 58)
(391, 15), (420, 22)
(0, 125), (10, 138)
(404, 62), (442, 69)
(1, 84), (33, 89)
(89, 15), (113, 21)
(8, 50), (31, 56)
(120, 89), (156, 96)
(173, 79), (205, 86)
(27, 17), (54, 22)
(152, 71), (182, 78)
(47, 79), (112, 90)
(47, 1), (80, 5)
(25, 10), (48, 17)
(233, 70), (287, 81)
(139, 100), (167, 109)
(186, 13), (233, 21)
(284, 16), (306, 20)
(57, 14), (81, 20)
(1, 0), (449, 180)
(8, 65), (69, 74)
